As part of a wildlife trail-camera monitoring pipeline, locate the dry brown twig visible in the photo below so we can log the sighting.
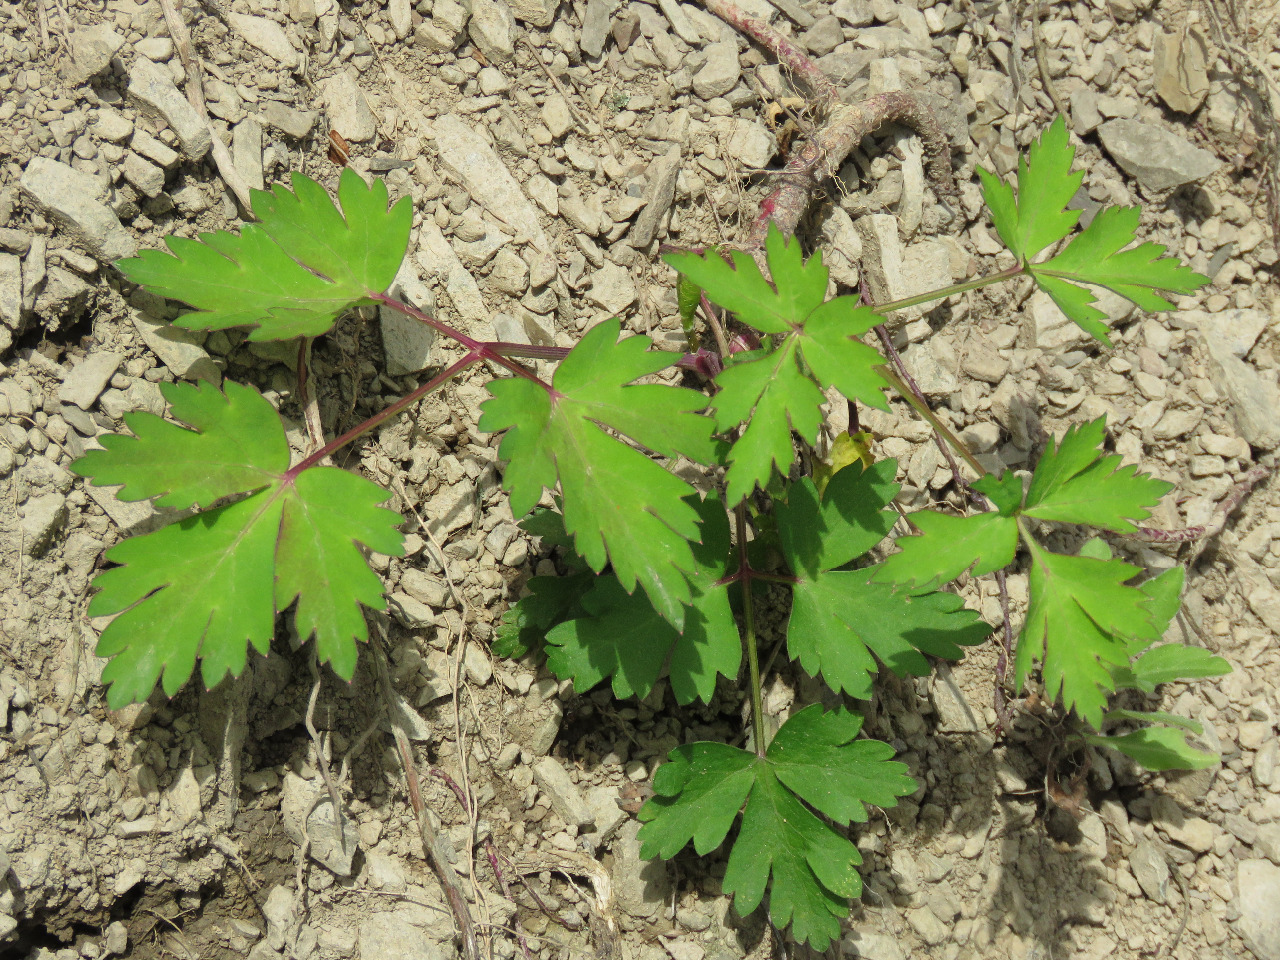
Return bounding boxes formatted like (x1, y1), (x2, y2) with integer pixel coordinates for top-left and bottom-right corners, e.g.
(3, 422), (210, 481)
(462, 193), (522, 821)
(694, 0), (955, 267)
(155, 0), (254, 214)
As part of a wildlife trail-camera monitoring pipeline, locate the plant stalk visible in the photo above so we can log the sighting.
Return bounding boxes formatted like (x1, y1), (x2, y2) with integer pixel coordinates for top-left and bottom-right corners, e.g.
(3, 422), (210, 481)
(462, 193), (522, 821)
(735, 505), (768, 759)
(286, 352), (480, 478)
(875, 366), (986, 476)
(871, 265), (1025, 316)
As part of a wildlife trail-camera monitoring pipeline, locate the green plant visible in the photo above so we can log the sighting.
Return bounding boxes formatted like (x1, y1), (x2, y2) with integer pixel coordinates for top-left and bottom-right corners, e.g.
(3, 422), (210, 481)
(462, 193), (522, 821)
(75, 118), (1223, 948)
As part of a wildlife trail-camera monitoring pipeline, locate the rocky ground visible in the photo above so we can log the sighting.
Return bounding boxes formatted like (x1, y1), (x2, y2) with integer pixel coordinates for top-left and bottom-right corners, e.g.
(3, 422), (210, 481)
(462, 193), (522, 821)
(2, 0), (1280, 957)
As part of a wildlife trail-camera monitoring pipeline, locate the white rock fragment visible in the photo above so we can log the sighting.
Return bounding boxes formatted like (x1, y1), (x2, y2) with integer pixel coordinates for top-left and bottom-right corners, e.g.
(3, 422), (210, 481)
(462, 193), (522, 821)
(20, 158), (138, 263)
(260, 101), (317, 139)
(414, 219), (495, 340)
(587, 261), (636, 314)
(319, 70), (377, 142)
(531, 757), (594, 828)
(506, 0), (557, 27)
(1236, 859), (1280, 960)
(63, 24), (126, 84)
(1097, 119), (1219, 192)
(693, 41), (741, 99)
(465, 0), (517, 62)
(0, 253), (21, 332)
(59, 352), (123, 410)
(724, 118), (775, 169)
(229, 12), (300, 67)
(232, 117), (266, 193)
(21, 492), (68, 557)
(128, 310), (222, 383)
(127, 57), (212, 160)
(432, 114), (552, 252)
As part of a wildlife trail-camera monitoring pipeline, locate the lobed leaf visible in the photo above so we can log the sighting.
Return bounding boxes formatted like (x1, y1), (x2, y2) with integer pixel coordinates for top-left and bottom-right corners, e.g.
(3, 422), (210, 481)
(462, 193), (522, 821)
(478, 319), (715, 628)
(1032, 206), (1208, 346)
(977, 116), (1082, 263)
(75, 381), (403, 707)
(1017, 541), (1159, 728)
(118, 169), (411, 341)
(778, 467), (989, 698)
(639, 706), (914, 949)
(543, 496), (741, 704)
(669, 225), (886, 505)
(1022, 418), (1173, 533)
(873, 510), (1019, 589)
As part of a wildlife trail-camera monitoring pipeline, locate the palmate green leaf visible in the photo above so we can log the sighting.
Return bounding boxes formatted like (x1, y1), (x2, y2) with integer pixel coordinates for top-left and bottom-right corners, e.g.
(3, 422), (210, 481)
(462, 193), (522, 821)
(478, 318), (715, 629)
(1084, 725), (1218, 771)
(639, 706), (914, 949)
(544, 496), (741, 704)
(1032, 206), (1208, 346)
(118, 169), (411, 341)
(977, 116), (1082, 263)
(1017, 540), (1160, 728)
(1022, 418), (1173, 533)
(492, 572), (593, 659)
(666, 225), (886, 505)
(777, 465), (989, 698)
(977, 117), (1207, 345)
(73, 381), (404, 708)
(872, 510), (1019, 589)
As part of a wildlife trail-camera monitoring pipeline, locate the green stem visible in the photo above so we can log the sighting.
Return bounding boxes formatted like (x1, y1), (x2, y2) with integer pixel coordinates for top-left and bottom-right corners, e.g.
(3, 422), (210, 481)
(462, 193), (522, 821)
(876, 365), (986, 477)
(871, 264), (1025, 316)
(735, 505), (768, 759)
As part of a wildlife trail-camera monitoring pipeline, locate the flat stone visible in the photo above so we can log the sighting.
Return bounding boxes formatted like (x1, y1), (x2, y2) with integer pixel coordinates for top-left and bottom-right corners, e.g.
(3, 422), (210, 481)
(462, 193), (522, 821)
(1098, 119), (1219, 192)
(64, 24), (126, 84)
(1202, 332), (1280, 450)
(506, 0), (556, 27)
(20, 492), (68, 557)
(59, 352), (123, 410)
(1185, 308), (1269, 359)
(20, 158), (137, 263)
(121, 152), (165, 198)
(432, 114), (551, 252)
(1129, 839), (1170, 903)
(232, 118), (266, 193)
(724, 118), (775, 169)
(260, 101), (317, 139)
(693, 41), (740, 99)
(531, 757), (593, 828)
(358, 916), (452, 960)
(587, 261), (636, 314)
(129, 310), (221, 383)
(656, 0), (700, 44)
(0, 253), (21, 332)
(1236, 859), (1280, 960)
(127, 57), (212, 160)
(906, 906), (948, 946)
(389, 0), (413, 38)
(229, 12), (299, 67)
(488, 248), (529, 296)
(319, 71), (376, 142)
(581, 0), (619, 58)
(465, 0), (517, 62)
(1153, 28), (1209, 114)
(854, 212), (904, 310)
